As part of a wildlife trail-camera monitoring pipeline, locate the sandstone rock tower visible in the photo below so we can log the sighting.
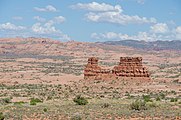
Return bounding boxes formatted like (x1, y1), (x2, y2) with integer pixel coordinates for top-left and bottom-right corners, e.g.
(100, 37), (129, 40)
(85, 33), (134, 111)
(112, 57), (149, 77)
(84, 57), (150, 80)
(84, 57), (101, 80)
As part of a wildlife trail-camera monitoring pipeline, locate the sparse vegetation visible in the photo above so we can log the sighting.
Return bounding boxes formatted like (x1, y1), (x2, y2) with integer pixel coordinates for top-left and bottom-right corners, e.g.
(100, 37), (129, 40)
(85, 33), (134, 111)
(156, 96), (161, 101)
(0, 38), (181, 119)
(14, 101), (26, 105)
(43, 108), (48, 112)
(101, 103), (110, 108)
(130, 99), (147, 111)
(147, 102), (158, 108)
(159, 92), (166, 99)
(0, 112), (5, 120)
(70, 113), (82, 120)
(73, 95), (88, 105)
(0, 97), (11, 105)
(170, 98), (178, 102)
(30, 98), (42, 105)
(142, 95), (152, 102)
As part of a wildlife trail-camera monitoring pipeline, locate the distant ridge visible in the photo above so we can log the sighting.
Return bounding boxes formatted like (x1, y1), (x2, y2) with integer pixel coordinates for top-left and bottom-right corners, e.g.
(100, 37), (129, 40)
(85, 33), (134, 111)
(100, 40), (181, 51)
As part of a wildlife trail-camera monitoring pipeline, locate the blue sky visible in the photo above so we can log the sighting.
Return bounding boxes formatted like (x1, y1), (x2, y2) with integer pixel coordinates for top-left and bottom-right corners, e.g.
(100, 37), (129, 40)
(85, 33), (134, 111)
(0, 0), (181, 42)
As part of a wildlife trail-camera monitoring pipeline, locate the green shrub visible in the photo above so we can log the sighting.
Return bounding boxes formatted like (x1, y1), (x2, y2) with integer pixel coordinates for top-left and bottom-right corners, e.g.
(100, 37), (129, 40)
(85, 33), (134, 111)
(101, 103), (110, 108)
(43, 108), (48, 112)
(147, 102), (158, 108)
(0, 97), (11, 104)
(46, 96), (52, 100)
(142, 95), (152, 102)
(30, 101), (37, 105)
(170, 98), (178, 102)
(73, 95), (88, 105)
(156, 97), (161, 101)
(171, 90), (177, 95)
(30, 98), (42, 105)
(159, 93), (165, 99)
(14, 101), (25, 105)
(0, 112), (5, 120)
(130, 99), (147, 111)
(31, 98), (42, 103)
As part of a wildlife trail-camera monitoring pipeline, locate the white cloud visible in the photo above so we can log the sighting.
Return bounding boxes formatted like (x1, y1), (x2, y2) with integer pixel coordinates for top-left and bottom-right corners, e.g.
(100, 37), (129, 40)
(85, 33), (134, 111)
(0, 19), (69, 40)
(136, 32), (156, 41)
(91, 32), (134, 41)
(30, 15), (67, 39)
(71, 2), (122, 12)
(71, 2), (156, 25)
(42, 16), (65, 27)
(12, 16), (23, 20)
(136, 0), (145, 4)
(31, 22), (70, 41)
(0, 22), (26, 31)
(34, 16), (65, 24)
(91, 31), (176, 42)
(34, 5), (57, 12)
(32, 23), (56, 34)
(86, 12), (156, 25)
(91, 32), (131, 40)
(54, 16), (66, 23)
(150, 23), (169, 33)
(33, 16), (46, 22)
(31, 14), (66, 40)
(175, 26), (181, 39)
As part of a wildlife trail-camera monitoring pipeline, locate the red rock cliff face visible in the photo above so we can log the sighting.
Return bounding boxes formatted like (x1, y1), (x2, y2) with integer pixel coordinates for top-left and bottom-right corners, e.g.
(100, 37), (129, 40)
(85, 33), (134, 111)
(84, 57), (150, 80)
(112, 57), (149, 77)
(84, 57), (101, 80)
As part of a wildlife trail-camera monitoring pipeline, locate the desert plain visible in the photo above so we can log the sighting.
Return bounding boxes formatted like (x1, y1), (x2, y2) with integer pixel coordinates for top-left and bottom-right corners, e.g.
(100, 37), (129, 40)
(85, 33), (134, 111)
(0, 37), (180, 120)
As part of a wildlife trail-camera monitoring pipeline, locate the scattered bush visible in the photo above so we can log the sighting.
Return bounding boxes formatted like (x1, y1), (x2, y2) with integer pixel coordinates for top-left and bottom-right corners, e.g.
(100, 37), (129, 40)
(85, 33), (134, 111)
(172, 79), (179, 83)
(46, 96), (52, 100)
(154, 92), (165, 101)
(125, 91), (130, 96)
(156, 97), (161, 101)
(130, 99), (147, 111)
(14, 101), (25, 105)
(70, 113), (82, 120)
(101, 103), (110, 108)
(147, 102), (158, 108)
(0, 97), (11, 105)
(142, 95), (152, 102)
(0, 112), (5, 120)
(125, 92), (134, 99)
(30, 101), (36, 105)
(43, 108), (48, 112)
(159, 92), (165, 99)
(171, 90), (177, 95)
(73, 95), (88, 105)
(170, 98), (178, 102)
(30, 98), (42, 105)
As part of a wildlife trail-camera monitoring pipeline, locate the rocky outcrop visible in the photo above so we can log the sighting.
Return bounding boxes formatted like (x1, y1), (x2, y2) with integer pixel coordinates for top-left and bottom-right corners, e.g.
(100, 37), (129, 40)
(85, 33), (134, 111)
(112, 57), (149, 77)
(84, 57), (102, 80)
(84, 57), (150, 80)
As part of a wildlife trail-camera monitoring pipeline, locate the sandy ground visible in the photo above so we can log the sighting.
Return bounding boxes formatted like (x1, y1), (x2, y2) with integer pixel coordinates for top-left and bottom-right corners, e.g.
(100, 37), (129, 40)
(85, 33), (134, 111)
(0, 37), (180, 94)
(0, 38), (181, 120)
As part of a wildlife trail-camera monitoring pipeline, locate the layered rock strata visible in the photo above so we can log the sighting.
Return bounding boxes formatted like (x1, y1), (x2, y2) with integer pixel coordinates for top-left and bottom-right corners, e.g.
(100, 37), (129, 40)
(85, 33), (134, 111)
(84, 57), (150, 80)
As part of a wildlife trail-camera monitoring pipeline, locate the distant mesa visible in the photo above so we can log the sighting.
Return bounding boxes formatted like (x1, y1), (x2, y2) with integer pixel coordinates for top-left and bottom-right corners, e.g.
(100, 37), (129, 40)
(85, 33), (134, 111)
(84, 57), (150, 80)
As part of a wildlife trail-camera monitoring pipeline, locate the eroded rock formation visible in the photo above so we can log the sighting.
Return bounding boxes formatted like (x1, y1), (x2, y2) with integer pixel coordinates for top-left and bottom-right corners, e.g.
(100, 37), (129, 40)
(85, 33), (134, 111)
(84, 57), (150, 80)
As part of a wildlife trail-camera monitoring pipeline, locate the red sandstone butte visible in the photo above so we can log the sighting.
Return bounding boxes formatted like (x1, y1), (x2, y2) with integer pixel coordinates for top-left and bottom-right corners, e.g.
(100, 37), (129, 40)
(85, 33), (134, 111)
(84, 57), (150, 80)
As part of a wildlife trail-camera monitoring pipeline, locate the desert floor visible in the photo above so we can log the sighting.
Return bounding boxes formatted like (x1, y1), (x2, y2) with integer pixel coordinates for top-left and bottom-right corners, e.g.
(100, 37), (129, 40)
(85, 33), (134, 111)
(0, 38), (180, 119)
